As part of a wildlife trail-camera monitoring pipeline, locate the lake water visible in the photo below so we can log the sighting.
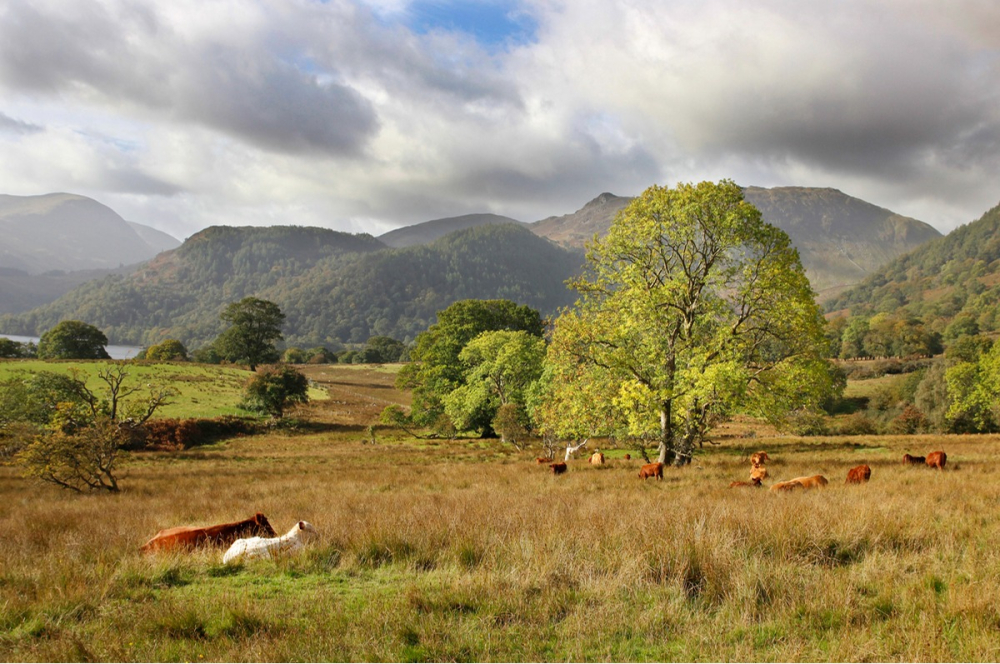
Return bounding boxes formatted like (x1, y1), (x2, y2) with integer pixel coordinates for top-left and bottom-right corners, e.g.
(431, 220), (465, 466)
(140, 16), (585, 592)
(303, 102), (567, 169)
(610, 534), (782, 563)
(0, 334), (143, 360)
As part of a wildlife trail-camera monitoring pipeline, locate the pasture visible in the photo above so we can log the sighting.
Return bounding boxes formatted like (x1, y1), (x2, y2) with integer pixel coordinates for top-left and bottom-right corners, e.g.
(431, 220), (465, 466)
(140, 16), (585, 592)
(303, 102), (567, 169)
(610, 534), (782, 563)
(2, 365), (1000, 661)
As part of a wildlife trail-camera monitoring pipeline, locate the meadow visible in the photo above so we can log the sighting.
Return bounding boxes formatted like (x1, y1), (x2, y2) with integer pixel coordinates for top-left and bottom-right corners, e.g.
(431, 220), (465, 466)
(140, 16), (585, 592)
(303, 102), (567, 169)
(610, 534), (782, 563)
(2, 364), (1000, 661)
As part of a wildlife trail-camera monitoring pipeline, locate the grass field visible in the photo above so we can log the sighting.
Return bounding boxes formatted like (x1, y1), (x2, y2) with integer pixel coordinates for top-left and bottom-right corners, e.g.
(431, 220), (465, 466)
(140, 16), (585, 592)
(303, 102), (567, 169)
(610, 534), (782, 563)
(0, 360), (328, 419)
(2, 365), (1000, 661)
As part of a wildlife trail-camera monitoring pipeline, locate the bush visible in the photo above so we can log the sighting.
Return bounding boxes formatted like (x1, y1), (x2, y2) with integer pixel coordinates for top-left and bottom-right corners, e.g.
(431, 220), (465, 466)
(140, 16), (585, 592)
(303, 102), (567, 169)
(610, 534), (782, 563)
(832, 413), (878, 436)
(15, 419), (127, 492)
(140, 419), (204, 450)
(241, 365), (310, 419)
(889, 405), (930, 435)
(784, 410), (829, 436)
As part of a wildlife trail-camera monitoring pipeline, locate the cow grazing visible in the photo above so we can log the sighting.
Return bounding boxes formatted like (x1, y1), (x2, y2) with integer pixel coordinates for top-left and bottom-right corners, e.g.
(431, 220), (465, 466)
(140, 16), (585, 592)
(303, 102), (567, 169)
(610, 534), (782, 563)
(846, 465), (872, 484)
(638, 462), (664, 481)
(750, 466), (769, 482)
(140, 513), (276, 553)
(223, 521), (318, 565)
(749, 451), (770, 467)
(902, 454), (926, 465)
(926, 451), (947, 470)
(769, 479), (805, 493)
(730, 478), (763, 488)
(550, 462), (568, 475)
(536, 457), (553, 464)
(589, 452), (605, 465)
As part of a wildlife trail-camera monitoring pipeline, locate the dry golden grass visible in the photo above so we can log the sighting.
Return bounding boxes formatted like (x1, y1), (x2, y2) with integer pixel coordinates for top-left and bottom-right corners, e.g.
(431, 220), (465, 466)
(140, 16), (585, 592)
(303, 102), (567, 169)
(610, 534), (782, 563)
(2, 366), (1000, 661)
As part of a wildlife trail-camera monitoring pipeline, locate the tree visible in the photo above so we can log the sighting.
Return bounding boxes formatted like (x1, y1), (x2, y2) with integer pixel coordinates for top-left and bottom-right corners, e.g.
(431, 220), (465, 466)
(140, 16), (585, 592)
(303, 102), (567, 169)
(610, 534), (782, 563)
(17, 418), (128, 493)
(363, 336), (406, 364)
(145, 339), (188, 361)
(442, 330), (546, 439)
(397, 299), (544, 430)
(216, 297), (285, 371)
(37, 321), (111, 360)
(0, 338), (35, 358)
(539, 180), (834, 466)
(242, 364), (310, 419)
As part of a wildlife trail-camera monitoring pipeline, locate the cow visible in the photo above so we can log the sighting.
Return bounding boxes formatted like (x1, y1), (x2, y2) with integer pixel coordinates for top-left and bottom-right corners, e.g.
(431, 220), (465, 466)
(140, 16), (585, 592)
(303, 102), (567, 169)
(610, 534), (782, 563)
(730, 478), (763, 488)
(638, 462), (664, 481)
(140, 512), (276, 553)
(790, 475), (829, 489)
(550, 462), (568, 475)
(769, 479), (805, 493)
(223, 521), (318, 565)
(845, 464), (872, 484)
(623, 454), (631, 461)
(749, 451), (770, 467)
(589, 451), (605, 465)
(926, 451), (947, 470)
(750, 466), (769, 482)
(536, 457), (553, 464)
(902, 454), (926, 465)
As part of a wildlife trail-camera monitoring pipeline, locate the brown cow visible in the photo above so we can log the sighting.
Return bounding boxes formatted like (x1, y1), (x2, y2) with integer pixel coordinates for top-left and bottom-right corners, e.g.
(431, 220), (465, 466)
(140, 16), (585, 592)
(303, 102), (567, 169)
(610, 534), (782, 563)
(750, 466), (769, 482)
(730, 478), (763, 488)
(623, 454), (631, 461)
(535, 457), (553, 464)
(550, 462), (568, 475)
(926, 451), (947, 470)
(140, 513), (276, 553)
(790, 475), (829, 489)
(638, 462), (664, 481)
(589, 452), (606, 465)
(902, 454), (926, 465)
(846, 464), (872, 484)
(749, 451), (770, 467)
(769, 479), (804, 493)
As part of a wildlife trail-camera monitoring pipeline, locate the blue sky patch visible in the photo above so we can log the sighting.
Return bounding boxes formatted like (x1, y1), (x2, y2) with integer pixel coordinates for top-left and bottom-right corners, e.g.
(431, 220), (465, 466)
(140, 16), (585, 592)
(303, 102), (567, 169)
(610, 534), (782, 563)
(403, 0), (538, 49)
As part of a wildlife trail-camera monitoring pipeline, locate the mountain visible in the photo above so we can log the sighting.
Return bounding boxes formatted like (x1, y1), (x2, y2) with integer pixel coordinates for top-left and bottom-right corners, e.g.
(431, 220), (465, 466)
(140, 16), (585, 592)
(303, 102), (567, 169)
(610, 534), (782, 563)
(0, 193), (179, 274)
(530, 192), (632, 247)
(378, 213), (524, 248)
(826, 200), (1000, 337)
(0, 266), (136, 316)
(0, 223), (582, 348)
(529, 188), (942, 298)
(127, 221), (182, 253)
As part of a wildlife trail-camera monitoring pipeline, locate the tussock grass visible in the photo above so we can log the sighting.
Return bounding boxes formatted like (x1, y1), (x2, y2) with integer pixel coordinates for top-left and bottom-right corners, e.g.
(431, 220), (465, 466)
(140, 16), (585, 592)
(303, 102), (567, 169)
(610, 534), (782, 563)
(3, 376), (1000, 660)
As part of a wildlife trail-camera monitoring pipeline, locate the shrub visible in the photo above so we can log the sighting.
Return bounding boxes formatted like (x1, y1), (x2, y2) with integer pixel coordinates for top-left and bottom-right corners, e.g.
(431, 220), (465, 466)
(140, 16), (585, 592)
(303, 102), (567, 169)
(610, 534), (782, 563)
(832, 413), (878, 436)
(241, 365), (310, 419)
(15, 418), (128, 492)
(140, 419), (204, 450)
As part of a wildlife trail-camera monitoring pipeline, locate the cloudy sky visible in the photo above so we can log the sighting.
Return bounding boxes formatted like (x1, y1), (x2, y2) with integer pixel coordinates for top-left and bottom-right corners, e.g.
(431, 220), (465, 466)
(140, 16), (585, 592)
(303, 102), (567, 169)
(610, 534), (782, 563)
(0, 0), (998, 240)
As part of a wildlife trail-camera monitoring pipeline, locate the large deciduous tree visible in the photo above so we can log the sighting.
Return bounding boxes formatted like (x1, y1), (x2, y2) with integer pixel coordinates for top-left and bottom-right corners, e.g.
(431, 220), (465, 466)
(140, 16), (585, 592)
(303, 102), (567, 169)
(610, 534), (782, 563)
(397, 299), (544, 434)
(37, 320), (111, 360)
(216, 297), (285, 371)
(539, 180), (835, 466)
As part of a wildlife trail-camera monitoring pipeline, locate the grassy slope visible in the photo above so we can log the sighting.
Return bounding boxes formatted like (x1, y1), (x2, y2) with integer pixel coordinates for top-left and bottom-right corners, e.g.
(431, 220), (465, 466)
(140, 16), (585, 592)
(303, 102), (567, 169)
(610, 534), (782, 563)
(0, 360), (327, 420)
(2, 365), (999, 660)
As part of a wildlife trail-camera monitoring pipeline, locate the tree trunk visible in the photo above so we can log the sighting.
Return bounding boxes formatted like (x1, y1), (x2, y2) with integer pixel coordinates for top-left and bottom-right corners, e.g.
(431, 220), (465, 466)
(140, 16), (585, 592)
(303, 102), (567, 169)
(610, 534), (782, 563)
(657, 403), (676, 466)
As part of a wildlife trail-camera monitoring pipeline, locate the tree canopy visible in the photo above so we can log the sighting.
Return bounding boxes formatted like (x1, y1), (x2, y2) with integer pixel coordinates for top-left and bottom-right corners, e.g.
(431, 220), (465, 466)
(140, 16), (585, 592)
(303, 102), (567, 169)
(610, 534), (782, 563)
(37, 320), (111, 360)
(216, 297), (285, 371)
(539, 180), (835, 465)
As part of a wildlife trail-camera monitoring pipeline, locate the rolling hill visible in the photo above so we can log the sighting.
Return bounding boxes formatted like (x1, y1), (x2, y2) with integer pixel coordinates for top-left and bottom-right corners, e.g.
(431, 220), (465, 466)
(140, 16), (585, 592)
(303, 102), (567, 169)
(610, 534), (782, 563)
(378, 213), (523, 248)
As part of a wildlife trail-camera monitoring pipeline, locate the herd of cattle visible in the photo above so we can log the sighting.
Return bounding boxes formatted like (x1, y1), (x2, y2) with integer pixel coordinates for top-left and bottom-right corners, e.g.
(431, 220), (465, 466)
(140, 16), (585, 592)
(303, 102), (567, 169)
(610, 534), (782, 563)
(138, 447), (949, 562)
(536, 447), (949, 494)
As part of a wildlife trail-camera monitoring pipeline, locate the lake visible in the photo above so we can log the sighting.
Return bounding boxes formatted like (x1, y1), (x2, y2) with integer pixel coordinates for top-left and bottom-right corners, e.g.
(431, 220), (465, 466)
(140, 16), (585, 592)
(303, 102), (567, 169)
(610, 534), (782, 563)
(0, 334), (143, 360)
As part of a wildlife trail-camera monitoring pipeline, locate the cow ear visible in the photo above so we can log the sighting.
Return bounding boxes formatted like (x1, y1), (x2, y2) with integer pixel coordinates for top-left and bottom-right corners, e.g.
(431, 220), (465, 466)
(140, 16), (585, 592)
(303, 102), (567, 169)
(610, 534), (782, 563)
(299, 521), (305, 529)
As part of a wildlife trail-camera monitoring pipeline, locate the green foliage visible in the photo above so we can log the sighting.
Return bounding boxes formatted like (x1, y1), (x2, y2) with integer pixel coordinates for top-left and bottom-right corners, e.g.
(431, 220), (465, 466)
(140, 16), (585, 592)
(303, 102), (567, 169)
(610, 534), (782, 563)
(401, 299), (544, 429)
(363, 336), (407, 363)
(442, 330), (546, 436)
(145, 338), (188, 361)
(539, 180), (835, 465)
(241, 364), (310, 419)
(216, 297), (285, 370)
(0, 337), (35, 358)
(16, 417), (128, 492)
(37, 320), (110, 359)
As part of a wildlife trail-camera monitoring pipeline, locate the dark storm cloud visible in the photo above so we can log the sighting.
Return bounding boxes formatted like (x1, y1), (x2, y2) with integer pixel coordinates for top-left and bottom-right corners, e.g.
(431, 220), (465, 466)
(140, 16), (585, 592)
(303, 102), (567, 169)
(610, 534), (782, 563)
(0, 2), (379, 156)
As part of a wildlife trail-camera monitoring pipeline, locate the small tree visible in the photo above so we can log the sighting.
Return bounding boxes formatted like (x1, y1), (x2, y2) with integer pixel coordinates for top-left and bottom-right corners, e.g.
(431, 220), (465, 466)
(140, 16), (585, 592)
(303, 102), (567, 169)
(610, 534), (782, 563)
(17, 418), (127, 493)
(145, 339), (188, 361)
(216, 297), (285, 371)
(242, 365), (310, 419)
(37, 321), (111, 360)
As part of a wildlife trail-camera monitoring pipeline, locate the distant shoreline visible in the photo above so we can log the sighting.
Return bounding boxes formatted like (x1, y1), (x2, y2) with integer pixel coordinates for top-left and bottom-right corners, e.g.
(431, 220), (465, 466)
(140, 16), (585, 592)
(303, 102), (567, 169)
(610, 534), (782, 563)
(0, 334), (142, 360)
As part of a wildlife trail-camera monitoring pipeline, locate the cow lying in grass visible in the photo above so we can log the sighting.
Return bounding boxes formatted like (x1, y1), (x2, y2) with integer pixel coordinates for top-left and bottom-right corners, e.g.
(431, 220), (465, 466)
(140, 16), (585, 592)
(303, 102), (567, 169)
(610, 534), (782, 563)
(223, 520), (318, 564)
(140, 513), (276, 553)
(770, 475), (828, 492)
(846, 465), (872, 484)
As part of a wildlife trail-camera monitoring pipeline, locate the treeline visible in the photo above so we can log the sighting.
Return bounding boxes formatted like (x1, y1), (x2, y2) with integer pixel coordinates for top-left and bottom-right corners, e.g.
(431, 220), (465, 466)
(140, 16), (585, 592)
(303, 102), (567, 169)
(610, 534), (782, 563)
(0, 223), (583, 350)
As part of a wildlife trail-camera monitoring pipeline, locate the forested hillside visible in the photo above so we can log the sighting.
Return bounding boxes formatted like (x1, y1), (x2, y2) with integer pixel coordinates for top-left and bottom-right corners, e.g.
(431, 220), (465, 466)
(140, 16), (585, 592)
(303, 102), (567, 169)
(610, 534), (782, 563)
(827, 201), (1000, 340)
(0, 224), (583, 349)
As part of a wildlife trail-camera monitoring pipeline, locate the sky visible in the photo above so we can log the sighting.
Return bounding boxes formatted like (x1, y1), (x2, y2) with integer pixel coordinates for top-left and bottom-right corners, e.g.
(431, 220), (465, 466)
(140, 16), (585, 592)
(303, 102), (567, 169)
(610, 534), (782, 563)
(0, 0), (998, 241)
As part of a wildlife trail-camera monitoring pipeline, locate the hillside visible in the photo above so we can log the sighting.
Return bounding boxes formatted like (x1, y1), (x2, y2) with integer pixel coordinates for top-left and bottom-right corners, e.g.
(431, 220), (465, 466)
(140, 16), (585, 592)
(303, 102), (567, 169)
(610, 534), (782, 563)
(826, 199), (1000, 336)
(378, 213), (524, 248)
(0, 193), (179, 274)
(0, 266), (136, 315)
(530, 187), (941, 297)
(0, 223), (583, 349)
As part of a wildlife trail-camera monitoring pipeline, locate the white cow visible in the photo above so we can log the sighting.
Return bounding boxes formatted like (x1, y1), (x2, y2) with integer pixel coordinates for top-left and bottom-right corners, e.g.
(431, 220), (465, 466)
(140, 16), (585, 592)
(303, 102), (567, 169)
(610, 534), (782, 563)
(223, 520), (318, 564)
